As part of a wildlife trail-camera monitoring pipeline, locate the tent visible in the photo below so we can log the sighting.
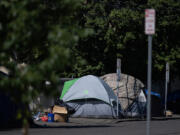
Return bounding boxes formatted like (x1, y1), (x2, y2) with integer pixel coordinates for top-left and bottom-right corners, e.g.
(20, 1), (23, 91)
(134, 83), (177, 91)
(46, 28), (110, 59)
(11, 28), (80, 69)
(125, 90), (146, 117)
(60, 75), (119, 118)
(101, 73), (146, 117)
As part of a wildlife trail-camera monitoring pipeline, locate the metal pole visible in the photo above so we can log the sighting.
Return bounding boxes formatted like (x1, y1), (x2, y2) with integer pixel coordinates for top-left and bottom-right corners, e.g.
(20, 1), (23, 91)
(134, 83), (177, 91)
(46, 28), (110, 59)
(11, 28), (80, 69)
(165, 62), (169, 116)
(116, 58), (121, 118)
(116, 80), (119, 118)
(146, 35), (152, 135)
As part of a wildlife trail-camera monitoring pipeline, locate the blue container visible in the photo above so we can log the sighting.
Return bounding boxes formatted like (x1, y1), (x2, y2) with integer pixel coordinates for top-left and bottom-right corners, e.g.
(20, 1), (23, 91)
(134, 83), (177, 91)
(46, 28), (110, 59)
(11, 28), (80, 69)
(48, 113), (54, 122)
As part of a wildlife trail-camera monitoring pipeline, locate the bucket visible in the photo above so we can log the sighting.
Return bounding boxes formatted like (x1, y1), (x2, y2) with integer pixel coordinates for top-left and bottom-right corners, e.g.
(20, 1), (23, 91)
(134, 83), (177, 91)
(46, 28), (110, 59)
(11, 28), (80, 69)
(48, 113), (54, 122)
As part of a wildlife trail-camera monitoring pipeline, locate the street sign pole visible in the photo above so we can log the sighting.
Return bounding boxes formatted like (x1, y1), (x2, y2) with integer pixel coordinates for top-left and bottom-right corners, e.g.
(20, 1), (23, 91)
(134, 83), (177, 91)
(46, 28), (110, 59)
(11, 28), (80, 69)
(165, 62), (169, 116)
(146, 35), (152, 135)
(116, 58), (121, 118)
(145, 9), (155, 135)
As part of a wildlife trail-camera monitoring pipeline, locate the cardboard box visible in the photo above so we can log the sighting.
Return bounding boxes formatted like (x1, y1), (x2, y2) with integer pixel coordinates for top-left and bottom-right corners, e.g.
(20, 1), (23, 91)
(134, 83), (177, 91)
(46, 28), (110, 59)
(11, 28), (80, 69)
(54, 113), (68, 122)
(52, 105), (68, 114)
(53, 105), (68, 122)
(165, 110), (173, 117)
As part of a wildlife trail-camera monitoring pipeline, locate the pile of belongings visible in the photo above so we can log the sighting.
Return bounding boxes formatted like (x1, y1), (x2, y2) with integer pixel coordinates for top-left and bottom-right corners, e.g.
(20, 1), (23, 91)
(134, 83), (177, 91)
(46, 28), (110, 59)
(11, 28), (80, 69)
(33, 99), (75, 122)
(53, 98), (75, 122)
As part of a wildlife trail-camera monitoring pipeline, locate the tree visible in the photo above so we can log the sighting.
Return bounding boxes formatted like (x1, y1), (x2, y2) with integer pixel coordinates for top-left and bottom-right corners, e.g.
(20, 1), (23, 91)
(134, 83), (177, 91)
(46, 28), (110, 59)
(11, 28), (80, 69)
(149, 0), (180, 80)
(70, 0), (180, 83)
(0, 0), (91, 133)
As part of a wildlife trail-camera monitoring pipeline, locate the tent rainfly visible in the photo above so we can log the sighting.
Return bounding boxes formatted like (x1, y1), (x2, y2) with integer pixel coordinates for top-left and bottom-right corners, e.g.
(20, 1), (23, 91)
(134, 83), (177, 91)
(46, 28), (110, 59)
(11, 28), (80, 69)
(60, 75), (120, 118)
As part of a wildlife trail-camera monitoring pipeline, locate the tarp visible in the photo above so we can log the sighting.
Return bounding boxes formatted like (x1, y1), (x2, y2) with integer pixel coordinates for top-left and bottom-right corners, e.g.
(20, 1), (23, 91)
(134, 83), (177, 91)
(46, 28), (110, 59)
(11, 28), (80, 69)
(100, 73), (145, 110)
(101, 73), (146, 117)
(145, 89), (161, 98)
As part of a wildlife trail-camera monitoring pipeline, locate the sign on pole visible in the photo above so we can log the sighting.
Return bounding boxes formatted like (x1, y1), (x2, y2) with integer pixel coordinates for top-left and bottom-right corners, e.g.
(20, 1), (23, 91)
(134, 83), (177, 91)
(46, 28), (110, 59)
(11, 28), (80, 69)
(145, 9), (155, 135)
(145, 9), (155, 35)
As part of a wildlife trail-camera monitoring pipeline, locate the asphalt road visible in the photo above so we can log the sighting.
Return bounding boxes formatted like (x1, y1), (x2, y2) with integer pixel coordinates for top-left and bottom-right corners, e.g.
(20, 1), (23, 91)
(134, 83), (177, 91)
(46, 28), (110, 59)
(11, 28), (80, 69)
(1, 119), (180, 135)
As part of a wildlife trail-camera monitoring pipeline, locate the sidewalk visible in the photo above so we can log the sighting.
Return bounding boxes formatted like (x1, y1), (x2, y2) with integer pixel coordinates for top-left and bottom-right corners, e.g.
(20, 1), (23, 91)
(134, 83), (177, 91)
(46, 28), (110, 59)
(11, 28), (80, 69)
(33, 114), (180, 128)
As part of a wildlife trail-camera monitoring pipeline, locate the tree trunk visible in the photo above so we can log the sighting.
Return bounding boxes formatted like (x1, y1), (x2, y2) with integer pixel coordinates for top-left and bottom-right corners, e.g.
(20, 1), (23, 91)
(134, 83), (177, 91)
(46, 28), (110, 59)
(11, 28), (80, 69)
(22, 119), (29, 135)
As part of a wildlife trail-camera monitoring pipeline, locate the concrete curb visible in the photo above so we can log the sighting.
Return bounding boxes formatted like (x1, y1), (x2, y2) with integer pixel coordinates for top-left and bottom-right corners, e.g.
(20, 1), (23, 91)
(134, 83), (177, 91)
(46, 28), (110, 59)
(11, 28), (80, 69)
(33, 115), (180, 128)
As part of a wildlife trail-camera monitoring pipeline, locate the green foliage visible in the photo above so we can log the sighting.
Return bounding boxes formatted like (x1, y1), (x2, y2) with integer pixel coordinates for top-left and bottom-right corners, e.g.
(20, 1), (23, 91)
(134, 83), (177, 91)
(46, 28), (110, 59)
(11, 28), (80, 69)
(69, 0), (180, 81)
(149, 0), (180, 76)
(68, 0), (146, 79)
(0, 0), (90, 123)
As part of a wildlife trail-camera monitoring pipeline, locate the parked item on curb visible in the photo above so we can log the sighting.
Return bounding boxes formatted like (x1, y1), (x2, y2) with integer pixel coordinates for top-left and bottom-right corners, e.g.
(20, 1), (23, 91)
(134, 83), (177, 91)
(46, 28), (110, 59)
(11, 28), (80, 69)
(33, 112), (41, 121)
(41, 116), (48, 122)
(53, 105), (68, 122)
(165, 110), (173, 117)
(54, 113), (68, 122)
(55, 98), (75, 115)
(48, 113), (54, 122)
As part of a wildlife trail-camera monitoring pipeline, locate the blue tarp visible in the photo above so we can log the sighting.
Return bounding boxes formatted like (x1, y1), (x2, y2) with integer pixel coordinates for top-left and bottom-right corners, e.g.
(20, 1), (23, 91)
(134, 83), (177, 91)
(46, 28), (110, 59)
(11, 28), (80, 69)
(145, 89), (161, 98)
